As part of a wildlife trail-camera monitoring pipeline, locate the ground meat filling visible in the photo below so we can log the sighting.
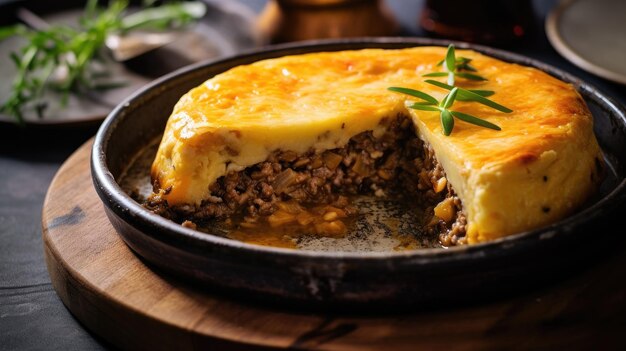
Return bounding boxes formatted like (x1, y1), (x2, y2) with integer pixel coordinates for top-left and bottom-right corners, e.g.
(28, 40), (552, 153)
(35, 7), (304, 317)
(146, 114), (467, 245)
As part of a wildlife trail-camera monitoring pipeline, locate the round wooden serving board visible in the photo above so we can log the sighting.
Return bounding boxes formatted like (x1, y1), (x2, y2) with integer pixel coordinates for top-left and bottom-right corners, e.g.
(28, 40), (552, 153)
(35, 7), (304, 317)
(42, 139), (626, 350)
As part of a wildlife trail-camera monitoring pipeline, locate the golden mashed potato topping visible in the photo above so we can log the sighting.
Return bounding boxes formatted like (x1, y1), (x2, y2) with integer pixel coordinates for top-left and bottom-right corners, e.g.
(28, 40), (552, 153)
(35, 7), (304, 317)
(151, 46), (603, 244)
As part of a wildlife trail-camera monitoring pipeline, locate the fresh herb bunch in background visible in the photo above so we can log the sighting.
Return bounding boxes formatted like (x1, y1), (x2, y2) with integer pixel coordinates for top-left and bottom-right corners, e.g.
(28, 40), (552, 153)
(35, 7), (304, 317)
(0, 0), (206, 123)
(389, 44), (512, 136)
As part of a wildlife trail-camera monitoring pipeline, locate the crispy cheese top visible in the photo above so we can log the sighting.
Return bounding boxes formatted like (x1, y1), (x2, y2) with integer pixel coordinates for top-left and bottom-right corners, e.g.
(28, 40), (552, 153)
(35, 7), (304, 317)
(152, 47), (603, 243)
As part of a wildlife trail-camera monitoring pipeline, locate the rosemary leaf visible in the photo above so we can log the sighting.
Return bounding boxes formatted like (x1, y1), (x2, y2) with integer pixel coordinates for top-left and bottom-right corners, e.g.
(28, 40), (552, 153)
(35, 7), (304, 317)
(0, 24), (26, 41)
(441, 87), (458, 109)
(456, 88), (512, 113)
(445, 44), (456, 73)
(121, 2), (206, 31)
(469, 89), (495, 97)
(451, 111), (502, 130)
(441, 109), (454, 136)
(408, 103), (440, 112)
(388, 87), (438, 105)
(422, 72), (448, 78)
(462, 63), (478, 72)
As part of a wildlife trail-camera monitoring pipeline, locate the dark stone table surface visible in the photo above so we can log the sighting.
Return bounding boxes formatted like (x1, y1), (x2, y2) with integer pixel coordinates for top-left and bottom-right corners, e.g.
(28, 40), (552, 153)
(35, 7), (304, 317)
(0, 0), (624, 350)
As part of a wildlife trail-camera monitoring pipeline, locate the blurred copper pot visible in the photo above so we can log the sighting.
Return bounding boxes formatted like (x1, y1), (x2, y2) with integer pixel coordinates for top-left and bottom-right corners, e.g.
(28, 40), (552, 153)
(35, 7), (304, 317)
(257, 0), (399, 43)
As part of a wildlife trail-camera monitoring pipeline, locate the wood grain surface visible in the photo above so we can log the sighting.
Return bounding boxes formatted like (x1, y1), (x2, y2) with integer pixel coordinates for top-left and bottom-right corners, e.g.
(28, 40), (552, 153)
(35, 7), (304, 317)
(41, 139), (626, 350)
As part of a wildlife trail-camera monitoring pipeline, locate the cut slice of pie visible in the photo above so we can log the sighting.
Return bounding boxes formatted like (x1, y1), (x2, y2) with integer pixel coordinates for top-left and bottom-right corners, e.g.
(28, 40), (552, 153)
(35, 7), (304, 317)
(149, 47), (604, 244)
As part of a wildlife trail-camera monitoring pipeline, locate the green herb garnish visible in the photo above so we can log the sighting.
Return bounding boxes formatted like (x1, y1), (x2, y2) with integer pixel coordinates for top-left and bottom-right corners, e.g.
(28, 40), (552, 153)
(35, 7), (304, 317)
(423, 80), (512, 113)
(388, 44), (512, 136)
(0, 0), (206, 123)
(389, 86), (502, 136)
(424, 44), (487, 86)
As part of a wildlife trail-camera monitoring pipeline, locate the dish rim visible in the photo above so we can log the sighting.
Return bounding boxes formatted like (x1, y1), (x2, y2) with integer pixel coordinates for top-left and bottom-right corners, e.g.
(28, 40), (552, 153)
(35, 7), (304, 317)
(92, 37), (626, 263)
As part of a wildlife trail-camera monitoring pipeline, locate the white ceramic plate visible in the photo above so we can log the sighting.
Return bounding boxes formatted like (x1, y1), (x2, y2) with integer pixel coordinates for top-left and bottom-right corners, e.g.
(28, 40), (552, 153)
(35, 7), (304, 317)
(546, 0), (626, 85)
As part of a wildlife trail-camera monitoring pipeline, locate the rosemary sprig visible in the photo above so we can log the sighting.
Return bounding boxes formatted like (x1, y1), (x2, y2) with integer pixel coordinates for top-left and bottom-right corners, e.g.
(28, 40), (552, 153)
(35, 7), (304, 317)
(423, 44), (487, 86)
(388, 86), (502, 136)
(423, 80), (512, 113)
(387, 44), (512, 136)
(0, 0), (205, 123)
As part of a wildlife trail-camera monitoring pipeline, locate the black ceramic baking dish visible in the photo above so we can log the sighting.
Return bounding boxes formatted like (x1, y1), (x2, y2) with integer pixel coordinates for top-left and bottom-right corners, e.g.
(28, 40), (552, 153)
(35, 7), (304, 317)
(91, 38), (626, 309)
